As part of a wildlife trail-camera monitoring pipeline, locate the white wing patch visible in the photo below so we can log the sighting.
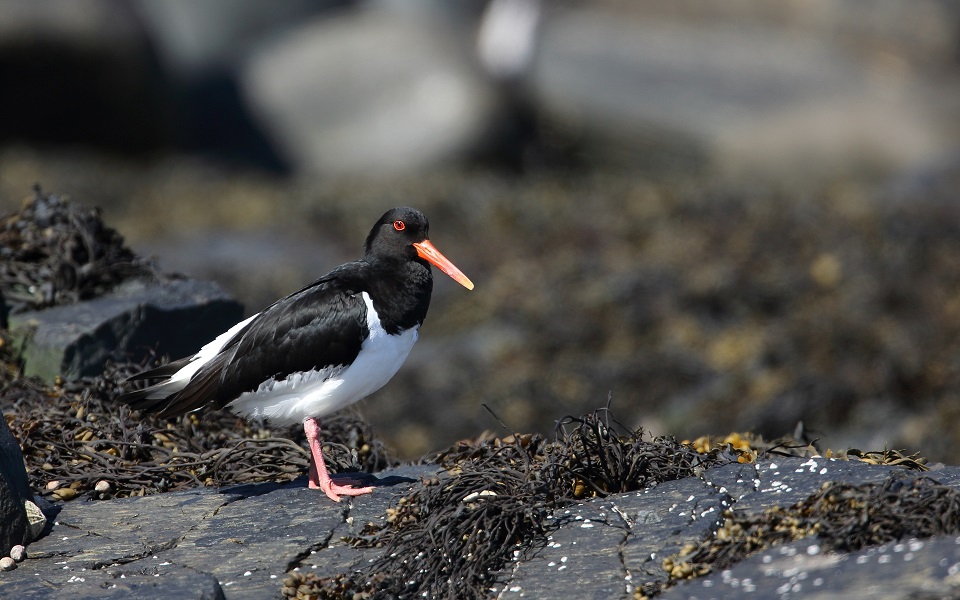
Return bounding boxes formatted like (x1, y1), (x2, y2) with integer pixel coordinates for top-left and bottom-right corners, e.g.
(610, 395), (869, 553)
(225, 292), (418, 425)
(143, 313), (259, 400)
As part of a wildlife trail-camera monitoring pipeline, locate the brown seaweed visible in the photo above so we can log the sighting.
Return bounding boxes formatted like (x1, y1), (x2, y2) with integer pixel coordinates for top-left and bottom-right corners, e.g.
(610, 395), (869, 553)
(0, 186), (159, 317)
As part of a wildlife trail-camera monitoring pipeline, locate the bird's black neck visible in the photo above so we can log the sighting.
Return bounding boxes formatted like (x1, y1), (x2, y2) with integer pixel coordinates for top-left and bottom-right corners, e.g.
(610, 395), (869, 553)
(364, 258), (433, 334)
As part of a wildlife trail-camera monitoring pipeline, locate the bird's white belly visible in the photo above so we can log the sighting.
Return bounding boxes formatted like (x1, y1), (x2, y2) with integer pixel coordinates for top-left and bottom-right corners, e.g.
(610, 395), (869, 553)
(225, 292), (418, 425)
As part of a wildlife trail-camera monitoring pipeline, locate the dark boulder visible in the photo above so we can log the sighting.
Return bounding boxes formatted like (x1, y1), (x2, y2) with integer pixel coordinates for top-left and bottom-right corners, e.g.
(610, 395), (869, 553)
(7, 278), (243, 383)
(0, 413), (35, 558)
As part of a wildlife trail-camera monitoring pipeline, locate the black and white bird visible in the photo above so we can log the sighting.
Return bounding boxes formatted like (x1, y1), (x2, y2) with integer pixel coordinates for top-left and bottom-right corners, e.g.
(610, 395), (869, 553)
(118, 207), (473, 501)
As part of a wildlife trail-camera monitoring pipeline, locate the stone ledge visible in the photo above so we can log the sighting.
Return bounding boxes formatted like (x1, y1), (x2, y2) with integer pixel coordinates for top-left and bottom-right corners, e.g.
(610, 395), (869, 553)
(7, 278), (243, 383)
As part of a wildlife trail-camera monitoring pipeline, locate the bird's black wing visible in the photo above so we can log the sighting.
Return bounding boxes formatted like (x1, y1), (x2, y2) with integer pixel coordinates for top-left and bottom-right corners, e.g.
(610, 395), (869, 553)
(154, 263), (370, 416)
(215, 276), (369, 403)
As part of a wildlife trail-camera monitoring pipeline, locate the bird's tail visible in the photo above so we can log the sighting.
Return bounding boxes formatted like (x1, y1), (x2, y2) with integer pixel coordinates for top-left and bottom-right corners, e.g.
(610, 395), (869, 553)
(116, 357), (193, 415)
(117, 378), (190, 414)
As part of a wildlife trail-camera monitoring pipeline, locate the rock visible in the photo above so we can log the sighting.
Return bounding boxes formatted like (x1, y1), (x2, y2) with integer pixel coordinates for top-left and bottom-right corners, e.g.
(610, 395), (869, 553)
(660, 531), (960, 599)
(9, 545), (26, 562)
(133, 229), (344, 317)
(527, 6), (955, 177)
(2, 465), (426, 598)
(6, 563), (225, 599)
(7, 278), (244, 383)
(0, 0), (173, 154)
(130, 0), (341, 169)
(240, 6), (502, 176)
(0, 288), (7, 329)
(131, 0), (332, 78)
(0, 556), (15, 571)
(51, 488), (77, 502)
(0, 412), (32, 558)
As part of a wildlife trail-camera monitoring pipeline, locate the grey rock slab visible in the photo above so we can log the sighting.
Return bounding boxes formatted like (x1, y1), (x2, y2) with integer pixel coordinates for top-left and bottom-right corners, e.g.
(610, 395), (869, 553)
(498, 499), (628, 599)
(638, 459), (960, 598)
(24, 487), (242, 570)
(618, 474), (737, 588)
(295, 542), (375, 582)
(696, 460), (765, 503)
(2, 563), (225, 600)
(151, 467), (432, 600)
(529, 8), (951, 176)
(2, 487), (238, 598)
(730, 457), (903, 514)
(157, 485), (347, 597)
(502, 466), (754, 598)
(295, 464), (436, 579)
(503, 458), (957, 598)
(924, 463), (960, 488)
(7, 278), (243, 382)
(661, 534), (960, 600)
(1, 464), (434, 599)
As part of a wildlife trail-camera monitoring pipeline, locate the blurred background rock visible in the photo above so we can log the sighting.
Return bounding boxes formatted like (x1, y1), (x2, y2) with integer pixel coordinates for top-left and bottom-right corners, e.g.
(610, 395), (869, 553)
(2, 0), (960, 460)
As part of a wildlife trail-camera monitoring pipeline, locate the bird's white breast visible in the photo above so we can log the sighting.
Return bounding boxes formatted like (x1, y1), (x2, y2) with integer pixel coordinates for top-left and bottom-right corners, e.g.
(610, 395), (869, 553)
(225, 292), (418, 425)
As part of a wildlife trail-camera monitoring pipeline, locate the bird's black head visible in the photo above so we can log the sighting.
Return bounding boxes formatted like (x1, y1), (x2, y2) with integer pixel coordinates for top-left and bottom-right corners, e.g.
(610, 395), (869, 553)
(364, 207), (474, 290)
(364, 207), (430, 261)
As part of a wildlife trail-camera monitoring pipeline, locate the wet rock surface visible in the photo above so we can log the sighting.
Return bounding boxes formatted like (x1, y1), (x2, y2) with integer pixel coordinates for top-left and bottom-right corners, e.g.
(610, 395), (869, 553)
(661, 534), (960, 600)
(2, 465), (424, 599)
(3, 458), (959, 599)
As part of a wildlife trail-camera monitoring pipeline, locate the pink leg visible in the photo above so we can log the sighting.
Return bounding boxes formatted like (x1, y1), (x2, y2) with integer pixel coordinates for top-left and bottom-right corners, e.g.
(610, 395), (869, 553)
(303, 416), (373, 502)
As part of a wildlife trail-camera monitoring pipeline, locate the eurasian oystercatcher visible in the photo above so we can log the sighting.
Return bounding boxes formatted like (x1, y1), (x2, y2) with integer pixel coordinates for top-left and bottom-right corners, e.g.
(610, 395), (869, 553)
(118, 207), (473, 501)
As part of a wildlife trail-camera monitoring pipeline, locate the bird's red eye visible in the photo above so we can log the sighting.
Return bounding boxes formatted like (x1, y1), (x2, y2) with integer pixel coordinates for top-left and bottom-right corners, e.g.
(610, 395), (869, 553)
(393, 220), (405, 231)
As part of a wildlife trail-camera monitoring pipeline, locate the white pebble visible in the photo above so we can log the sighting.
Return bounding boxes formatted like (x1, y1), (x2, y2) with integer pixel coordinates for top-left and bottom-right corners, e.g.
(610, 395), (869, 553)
(0, 557), (15, 571)
(9, 545), (26, 562)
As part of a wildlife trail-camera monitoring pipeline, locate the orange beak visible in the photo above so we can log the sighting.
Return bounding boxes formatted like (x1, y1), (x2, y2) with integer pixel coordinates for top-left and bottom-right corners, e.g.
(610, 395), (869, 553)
(413, 240), (474, 290)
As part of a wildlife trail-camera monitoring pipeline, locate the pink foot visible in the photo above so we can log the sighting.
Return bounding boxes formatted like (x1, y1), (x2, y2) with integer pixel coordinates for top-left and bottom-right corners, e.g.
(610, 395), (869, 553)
(304, 417), (374, 502)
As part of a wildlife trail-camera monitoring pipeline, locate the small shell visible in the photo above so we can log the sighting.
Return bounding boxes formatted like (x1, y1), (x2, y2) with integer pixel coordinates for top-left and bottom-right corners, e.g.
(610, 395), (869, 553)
(24, 500), (47, 541)
(462, 490), (498, 503)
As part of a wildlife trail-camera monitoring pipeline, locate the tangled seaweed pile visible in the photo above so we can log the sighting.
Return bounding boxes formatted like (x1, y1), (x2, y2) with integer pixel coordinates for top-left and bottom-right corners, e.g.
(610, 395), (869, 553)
(1, 353), (392, 501)
(660, 471), (960, 591)
(282, 409), (742, 599)
(0, 186), (159, 318)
